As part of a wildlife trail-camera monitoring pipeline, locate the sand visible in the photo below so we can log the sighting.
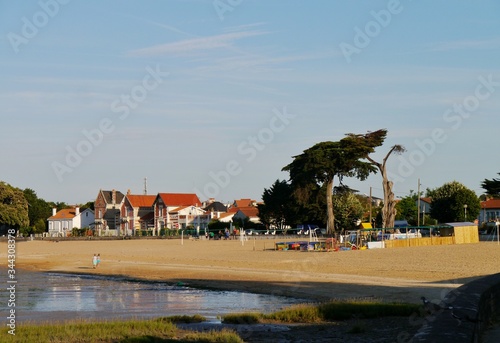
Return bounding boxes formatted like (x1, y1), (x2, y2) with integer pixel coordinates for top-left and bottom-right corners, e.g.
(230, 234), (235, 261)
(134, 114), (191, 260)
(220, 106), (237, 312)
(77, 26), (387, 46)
(7, 237), (500, 341)
(6, 237), (500, 305)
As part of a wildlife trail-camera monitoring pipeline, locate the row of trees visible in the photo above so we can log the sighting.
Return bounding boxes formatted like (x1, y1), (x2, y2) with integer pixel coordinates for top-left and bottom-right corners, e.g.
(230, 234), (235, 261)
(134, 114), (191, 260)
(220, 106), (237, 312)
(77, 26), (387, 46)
(0, 181), (94, 236)
(258, 129), (488, 232)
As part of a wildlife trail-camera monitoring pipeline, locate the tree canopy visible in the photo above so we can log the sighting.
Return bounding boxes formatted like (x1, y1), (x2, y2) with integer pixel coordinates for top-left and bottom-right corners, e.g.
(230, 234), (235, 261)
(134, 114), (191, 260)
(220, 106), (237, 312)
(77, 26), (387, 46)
(481, 173), (500, 198)
(0, 181), (29, 230)
(429, 181), (480, 223)
(282, 129), (387, 233)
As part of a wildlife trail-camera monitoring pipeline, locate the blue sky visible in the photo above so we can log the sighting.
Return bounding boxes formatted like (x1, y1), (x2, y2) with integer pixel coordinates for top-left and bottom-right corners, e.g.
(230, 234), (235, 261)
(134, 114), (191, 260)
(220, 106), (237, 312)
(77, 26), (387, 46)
(1, 0), (499, 205)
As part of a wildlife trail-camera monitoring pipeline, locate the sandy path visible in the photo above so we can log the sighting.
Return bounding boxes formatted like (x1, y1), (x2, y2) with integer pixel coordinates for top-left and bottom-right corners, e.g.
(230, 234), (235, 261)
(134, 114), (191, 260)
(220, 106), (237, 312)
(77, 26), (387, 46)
(4, 238), (500, 304)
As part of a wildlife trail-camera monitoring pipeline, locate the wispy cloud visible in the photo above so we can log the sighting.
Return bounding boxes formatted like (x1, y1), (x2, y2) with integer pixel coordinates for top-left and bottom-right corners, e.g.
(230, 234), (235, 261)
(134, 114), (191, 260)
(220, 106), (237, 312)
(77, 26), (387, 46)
(128, 30), (268, 57)
(431, 37), (500, 52)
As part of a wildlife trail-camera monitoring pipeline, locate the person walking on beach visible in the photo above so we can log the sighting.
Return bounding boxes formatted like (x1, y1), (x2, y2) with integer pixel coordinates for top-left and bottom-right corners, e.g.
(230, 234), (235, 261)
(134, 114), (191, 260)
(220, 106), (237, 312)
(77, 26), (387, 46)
(96, 254), (101, 268)
(92, 254), (97, 269)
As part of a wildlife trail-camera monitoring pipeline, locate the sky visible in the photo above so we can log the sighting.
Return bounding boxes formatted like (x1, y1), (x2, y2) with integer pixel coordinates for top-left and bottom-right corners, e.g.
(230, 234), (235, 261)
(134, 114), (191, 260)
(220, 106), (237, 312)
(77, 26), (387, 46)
(1, 0), (499, 205)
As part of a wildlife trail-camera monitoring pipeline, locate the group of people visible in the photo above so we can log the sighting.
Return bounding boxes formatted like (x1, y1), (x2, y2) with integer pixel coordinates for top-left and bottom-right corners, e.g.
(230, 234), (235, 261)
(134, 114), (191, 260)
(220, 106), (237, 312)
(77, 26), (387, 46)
(205, 229), (233, 240)
(92, 253), (101, 269)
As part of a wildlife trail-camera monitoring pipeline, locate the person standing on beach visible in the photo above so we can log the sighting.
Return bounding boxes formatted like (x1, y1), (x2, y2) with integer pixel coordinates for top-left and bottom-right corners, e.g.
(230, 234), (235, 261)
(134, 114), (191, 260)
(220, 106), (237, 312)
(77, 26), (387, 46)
(92, 254), (97, 269)
(96, 254), (101, 268)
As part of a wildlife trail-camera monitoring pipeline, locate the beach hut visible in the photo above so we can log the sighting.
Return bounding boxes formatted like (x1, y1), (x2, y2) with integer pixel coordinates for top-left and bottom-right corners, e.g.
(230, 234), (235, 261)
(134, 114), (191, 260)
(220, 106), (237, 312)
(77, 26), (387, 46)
(444, 222), (479, 244)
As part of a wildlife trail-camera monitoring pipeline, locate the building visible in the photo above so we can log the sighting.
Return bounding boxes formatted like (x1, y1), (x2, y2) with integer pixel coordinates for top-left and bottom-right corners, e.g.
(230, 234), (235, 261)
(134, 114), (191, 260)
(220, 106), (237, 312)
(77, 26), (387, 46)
(120, 192), (156, 236)
(94, 189), (125, 235)
(479, 199), (500, 223)
(153, 193), (202, 235)
(229, 206), (261, 225)
(168, 205), (210, 234)
(204, 200), (228, 220)
(47, 206), (94, 237)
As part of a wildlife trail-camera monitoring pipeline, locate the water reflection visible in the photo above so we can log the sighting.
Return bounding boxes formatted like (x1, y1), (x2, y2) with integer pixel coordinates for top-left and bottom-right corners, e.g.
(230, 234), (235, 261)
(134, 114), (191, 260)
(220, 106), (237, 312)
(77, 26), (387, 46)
(0, 268), (302, 323)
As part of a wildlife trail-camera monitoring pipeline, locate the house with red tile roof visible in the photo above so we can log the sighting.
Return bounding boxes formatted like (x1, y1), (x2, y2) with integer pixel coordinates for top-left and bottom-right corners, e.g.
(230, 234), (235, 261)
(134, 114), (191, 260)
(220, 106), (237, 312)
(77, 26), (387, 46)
(120, 192), (156, 235)
(153, 193), (202, 234)
(232, 206), (261, 224)
(233, 198), (257, 208)
(168, 205), (210, 233)
(47, 206), (94, 237)
(480, 199), (500, 223)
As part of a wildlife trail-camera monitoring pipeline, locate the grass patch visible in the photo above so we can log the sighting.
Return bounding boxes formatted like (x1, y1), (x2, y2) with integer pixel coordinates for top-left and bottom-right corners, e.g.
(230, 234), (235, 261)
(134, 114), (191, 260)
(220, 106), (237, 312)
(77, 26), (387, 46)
(222, 313), (261, 324)
(224, 298), (421, 324)
(317, 299), (420, 320)
(156, 314), (206, 323)
(5, 318), (240, 343)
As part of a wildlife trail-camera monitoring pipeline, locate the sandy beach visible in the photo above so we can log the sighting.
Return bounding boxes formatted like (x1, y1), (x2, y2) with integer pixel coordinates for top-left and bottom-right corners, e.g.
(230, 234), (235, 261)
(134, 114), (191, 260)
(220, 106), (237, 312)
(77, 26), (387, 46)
(6, 237), (500, 305)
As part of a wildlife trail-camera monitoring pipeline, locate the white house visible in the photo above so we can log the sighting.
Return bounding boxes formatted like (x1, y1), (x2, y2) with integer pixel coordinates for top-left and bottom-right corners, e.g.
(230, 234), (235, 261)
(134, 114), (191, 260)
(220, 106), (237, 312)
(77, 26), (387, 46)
(47, 207), (95, 237)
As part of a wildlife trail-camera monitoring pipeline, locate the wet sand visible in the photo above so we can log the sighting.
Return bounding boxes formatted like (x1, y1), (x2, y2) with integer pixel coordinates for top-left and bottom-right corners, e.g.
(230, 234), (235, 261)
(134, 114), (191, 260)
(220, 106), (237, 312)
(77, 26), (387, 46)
(6, 238), (500, 305)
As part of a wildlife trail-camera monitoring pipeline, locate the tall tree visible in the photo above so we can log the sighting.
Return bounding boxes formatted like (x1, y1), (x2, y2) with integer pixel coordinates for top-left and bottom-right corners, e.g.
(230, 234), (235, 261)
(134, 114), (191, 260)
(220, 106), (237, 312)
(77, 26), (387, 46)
(366, 144), (406, 228)
(23, 188), (52, 232)
(481, 173), (500, 198)
(282, 129), (386, 234)
(0, 181), (29, 231)
(395, 191), (418, 225)
(429, 181), (480, 223)
(332, 188), (365, 232)
(258, 180), (295, 231)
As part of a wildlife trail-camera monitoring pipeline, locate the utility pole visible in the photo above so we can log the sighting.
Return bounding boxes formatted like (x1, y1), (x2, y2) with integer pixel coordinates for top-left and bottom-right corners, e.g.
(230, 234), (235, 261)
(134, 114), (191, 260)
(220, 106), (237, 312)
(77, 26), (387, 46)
(144, 177), (147, 195)
(369, 186), (372, 226)
(417, 179), (421, 227)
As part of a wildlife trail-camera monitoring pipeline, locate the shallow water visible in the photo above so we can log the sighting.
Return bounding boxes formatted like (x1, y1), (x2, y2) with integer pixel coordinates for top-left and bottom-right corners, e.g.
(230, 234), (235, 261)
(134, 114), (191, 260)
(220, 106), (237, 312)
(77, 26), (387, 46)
(0, 268), (303, 324)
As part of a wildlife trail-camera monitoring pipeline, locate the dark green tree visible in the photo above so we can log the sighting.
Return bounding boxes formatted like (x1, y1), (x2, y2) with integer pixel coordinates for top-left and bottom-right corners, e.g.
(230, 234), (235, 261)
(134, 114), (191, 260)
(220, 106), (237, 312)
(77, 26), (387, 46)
(282, 129), (386, 234)
(332, 188), (365, 232)
(395, 191), (418, 225)
(429, 181), (480, 223)
(258, 179), (300, 231)
(23, 188), (52, 233)
(481, 173), (500, 198)
(0, 181), (29, 232)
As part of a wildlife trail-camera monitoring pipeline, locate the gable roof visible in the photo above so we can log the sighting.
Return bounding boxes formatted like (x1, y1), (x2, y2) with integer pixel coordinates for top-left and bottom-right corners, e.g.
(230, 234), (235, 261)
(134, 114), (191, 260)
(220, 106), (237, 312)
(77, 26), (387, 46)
(234, 199), (256, 207)
(236, 206), (259, 218)
(204, 201), (227, 212)
(482, 199), (500, 209)
(157, 193), (201, 207)
(126, 195), (156, 208)
(100, 190), (125, 204)
(420, 197), (432, 204)
(48, 207), (80, 220)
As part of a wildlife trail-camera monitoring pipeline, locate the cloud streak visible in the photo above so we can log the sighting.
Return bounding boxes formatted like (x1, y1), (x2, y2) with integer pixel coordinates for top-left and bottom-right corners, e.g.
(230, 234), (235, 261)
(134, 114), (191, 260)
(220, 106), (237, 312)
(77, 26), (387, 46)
(128, 30), (268, 57)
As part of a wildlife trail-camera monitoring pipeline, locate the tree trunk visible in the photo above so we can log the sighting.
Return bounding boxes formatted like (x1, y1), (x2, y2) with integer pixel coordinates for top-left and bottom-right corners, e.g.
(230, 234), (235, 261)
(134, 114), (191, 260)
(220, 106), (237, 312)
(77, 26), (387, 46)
(381, 170), (396, 229)
(326, 177), (335, 234)
(367, 145), (404, 229)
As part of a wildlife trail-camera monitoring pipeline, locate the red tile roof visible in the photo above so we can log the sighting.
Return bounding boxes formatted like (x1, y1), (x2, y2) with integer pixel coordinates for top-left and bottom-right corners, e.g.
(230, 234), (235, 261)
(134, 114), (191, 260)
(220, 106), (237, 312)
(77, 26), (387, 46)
(234, 199), (255, 207)
(157, 193), (202, 206)
(48, 208), (78, 220)
(482, 199), (500, 209)
(236, 206), (259, 218)
(126, 195), (156, 207)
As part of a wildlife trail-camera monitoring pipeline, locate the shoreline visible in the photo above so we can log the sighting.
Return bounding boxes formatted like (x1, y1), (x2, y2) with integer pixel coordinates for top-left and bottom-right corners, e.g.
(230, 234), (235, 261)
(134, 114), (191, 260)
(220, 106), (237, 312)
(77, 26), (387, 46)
(5, 239), (500, 304)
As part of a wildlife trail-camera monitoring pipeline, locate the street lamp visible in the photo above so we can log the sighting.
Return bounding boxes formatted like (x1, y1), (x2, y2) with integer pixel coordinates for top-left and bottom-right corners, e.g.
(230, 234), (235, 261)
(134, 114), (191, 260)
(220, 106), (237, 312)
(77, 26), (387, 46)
(463, 204), (468, 222)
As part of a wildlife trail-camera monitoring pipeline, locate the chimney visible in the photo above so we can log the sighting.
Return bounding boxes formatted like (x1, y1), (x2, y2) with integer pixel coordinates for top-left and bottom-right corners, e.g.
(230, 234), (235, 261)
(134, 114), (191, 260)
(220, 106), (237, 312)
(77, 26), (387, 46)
(112, 189), (116, 204)
(52, 207), (57, 216)
(75, 206), (80, 216)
